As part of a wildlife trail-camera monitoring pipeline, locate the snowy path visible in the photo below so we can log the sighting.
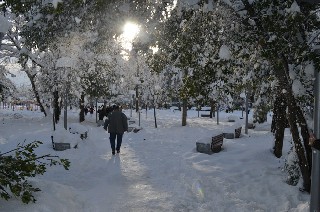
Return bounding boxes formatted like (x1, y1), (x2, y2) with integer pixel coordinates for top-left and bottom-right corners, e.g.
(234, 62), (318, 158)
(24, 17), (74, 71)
(0, 109), (310, 212)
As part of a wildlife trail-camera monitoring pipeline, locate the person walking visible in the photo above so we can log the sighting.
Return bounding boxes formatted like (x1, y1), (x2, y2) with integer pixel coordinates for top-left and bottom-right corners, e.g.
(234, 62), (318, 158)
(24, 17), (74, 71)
(97, 105), (106, 126)
(89, 106), (94, 117)
(309, 133), (320, 151)
(107, 105), (128, 155)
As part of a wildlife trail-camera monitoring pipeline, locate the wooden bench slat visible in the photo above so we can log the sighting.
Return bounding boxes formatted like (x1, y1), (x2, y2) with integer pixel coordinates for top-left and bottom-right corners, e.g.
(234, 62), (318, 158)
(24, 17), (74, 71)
(196, 142), (212, 154)
(211, 133), (224, 152)
(53, 143), (71, 151)
(196, 133), (224, 154)
(235, 127), (242, 138)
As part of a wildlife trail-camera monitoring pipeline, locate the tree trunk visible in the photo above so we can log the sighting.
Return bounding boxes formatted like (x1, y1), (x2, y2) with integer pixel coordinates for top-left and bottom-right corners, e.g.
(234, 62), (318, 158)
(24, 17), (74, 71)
(79, 93), (85, 122)
(253, 100), (268, 123)
(295, 105), (312, 176)
(275, 55), (311, 192)
(286, 94), (311, 192)
(146, 102), (148, 119)
(153, 103), (157, 128)
(25, 69), (47, 117)
(182, 98), (187, 126)
(272, 94), (287, 158)
(135, 86), (139, 112)
(210, 100), (216, 118)
(53, 91), (60, 124)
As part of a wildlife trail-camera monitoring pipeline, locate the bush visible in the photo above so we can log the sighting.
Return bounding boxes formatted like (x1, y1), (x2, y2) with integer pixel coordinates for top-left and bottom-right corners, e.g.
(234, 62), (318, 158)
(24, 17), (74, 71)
(0, 140), (70, 203)
(283, 145), (300, 186)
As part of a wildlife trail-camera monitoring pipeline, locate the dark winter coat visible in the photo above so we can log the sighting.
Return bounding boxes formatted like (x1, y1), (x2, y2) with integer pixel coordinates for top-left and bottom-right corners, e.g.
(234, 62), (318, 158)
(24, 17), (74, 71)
(312, 139), (320, 151)
(98, 107), (106, 120)
(89, 107), (94, 114)
(107, 110), (128, 134)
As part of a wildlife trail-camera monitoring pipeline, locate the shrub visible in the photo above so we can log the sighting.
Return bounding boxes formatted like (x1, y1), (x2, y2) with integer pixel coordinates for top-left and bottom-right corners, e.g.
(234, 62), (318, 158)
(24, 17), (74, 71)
(283, 145), (300, 186)
(0, 140), (70, 203)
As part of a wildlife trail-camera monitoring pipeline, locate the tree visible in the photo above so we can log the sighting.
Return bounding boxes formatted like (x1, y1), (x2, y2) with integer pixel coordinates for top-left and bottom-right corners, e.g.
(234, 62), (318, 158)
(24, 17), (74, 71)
(0, 64), (16, 102)
(223, 0), (320, 192)
(0, 140), (70, 204)
(0, 0), (88, 117)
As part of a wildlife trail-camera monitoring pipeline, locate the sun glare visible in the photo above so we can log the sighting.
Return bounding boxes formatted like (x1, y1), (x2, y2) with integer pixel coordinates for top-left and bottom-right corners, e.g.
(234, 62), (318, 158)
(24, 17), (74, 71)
(119, 22), (140, 57)
(122, 22), (140, 42)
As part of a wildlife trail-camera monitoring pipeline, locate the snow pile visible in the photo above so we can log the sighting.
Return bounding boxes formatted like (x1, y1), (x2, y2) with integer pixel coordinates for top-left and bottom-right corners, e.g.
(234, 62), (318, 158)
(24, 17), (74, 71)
(52, 126), (82, 148)
(68, 123), (88, 134)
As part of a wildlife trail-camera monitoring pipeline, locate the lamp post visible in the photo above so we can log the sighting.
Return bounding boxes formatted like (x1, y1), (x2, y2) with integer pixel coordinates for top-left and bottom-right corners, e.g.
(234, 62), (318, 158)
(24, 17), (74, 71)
(63, 69), (69, 130)
(56, 57), (74, 131)
(310, 60), (320, 211)
(63, 87), (67, 130)
(136, 84), (141, 126)
(216, 104), (219, 125)
(129, 90), (135, 117)
(245, 90), (249, 134)
(95, 98), (98, 124)
(135, 84), (139, 113)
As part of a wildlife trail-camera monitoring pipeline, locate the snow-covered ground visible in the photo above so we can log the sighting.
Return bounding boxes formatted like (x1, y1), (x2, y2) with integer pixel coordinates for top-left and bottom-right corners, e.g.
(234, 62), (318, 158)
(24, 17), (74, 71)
(0, 107), (310, 211)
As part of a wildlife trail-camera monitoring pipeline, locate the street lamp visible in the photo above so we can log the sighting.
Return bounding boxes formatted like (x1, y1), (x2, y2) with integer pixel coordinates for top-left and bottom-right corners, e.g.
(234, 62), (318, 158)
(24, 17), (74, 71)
(56, 57), (74, 131)
(310, 50), (320, 211)
(129, 90), (135, 117)
(63, 68), (70, 130)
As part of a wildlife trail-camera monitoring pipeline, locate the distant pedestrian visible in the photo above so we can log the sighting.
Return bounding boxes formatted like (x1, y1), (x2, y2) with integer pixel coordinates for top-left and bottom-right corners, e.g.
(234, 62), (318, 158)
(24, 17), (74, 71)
(98, 105), (106, 121)
(309, 133), (320, 151)
(105, 105), (113, 117)
(89, 106), (94, 117)
(97, 105), (106, 126)
(107, 105), (128, 155)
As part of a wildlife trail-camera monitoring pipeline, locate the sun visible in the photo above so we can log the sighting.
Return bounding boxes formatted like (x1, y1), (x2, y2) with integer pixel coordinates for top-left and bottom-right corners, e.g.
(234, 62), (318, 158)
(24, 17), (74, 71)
(119, 22), (140, 54)
(122, 22), (140, 42)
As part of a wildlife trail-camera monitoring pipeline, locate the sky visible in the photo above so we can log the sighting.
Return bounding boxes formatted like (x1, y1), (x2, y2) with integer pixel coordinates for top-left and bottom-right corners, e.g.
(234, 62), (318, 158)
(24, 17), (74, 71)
(0, 105), (311, 212)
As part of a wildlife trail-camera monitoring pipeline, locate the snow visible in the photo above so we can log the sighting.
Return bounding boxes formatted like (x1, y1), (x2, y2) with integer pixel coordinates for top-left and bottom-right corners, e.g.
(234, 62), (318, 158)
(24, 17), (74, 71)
(0, 15), (10, 33)
(0, 107), (310, 211)
(219, 45), (231, 60)
(75, 17), (81, 24)
(304, 63), (314, 77)
(55, 57), (77, 68)
(286, 1), (301, 14)
(51, 0), (63, 9)
(292, 79), (306, 97)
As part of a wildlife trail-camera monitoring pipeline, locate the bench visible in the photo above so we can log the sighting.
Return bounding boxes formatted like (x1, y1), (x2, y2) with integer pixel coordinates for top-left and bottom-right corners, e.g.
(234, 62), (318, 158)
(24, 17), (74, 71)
(223, 132), (234, 139)
(69, 130), (87, 140)
(196, 142), (212, 154)
(128, 126), (142, 133)
(201, 114), (211, 117)
(211, 133), (224, 153)
(235, 127), (242, 138)
(196, 133), (224, 154)
(68, 124), (88, 140)
(248, 123), (255, 129)
(80, 132), (88, 140)
(51, 136), (71, 151)
(128, 120), (136, 125)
